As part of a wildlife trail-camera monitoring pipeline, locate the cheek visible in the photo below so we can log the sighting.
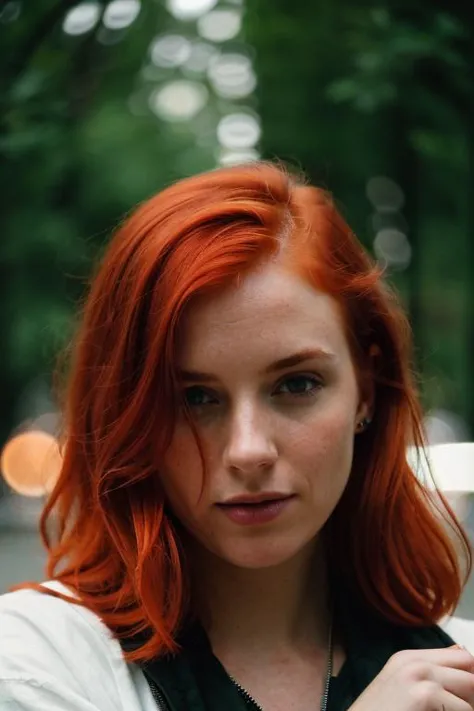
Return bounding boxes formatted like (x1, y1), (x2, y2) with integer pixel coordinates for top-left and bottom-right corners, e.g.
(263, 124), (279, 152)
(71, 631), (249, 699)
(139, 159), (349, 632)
(288, 406), (356, 484)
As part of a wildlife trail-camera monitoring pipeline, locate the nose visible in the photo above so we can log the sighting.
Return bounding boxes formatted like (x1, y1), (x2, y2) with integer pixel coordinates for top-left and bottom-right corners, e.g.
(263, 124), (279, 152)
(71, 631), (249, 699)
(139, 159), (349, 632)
(223, 400), (278, 476)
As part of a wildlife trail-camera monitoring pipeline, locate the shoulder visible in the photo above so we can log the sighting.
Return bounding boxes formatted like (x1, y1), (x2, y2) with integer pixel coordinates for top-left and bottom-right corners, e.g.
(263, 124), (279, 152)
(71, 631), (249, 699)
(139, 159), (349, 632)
(398, 614), (474, 654)
(0, 582), (154, 711)
(0, 581), (116, 656)
(439, 614), (474, 653)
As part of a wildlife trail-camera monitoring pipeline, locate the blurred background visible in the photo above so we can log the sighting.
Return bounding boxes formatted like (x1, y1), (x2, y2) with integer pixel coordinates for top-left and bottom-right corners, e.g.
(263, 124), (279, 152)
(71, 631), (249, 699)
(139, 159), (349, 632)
(1, 0), (474, 613)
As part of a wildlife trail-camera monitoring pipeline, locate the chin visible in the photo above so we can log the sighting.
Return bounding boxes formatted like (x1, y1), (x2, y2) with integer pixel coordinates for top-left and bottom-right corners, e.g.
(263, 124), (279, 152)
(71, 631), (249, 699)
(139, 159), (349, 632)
(213, 537), (314, 570)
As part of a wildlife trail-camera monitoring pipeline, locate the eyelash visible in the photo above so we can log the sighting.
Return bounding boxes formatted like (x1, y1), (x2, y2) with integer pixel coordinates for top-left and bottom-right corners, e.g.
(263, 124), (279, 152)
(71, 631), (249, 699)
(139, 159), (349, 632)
(277, 374), (322, 398)
(183, 374), (323, 409)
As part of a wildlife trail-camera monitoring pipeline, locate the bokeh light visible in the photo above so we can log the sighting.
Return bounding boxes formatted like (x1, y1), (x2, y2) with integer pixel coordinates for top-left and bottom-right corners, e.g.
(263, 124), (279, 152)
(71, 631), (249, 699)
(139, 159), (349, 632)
(367, 176), (405, 211)
(217, 149), (260, 167)
(166, 0), (218, 21)
(103, 0), (141, 30)
(208, 52), (257, 99)
(217, 112), (261, 150)
(149, 80), (209, 121)
(409, 442), (474, 494)
(62, 2), (100, 35)
(425, 409), (470, 445)
(150, 34), (192, 68)
(183, 41), (218, 75)
(197, 9), (242, 42)
(373, 227), (412, 270)
(1, 431), (62, 497)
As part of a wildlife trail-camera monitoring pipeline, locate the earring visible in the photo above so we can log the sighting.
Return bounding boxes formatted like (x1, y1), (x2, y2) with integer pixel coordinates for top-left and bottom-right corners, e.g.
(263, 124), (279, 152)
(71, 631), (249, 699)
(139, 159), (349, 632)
(356, 417), (371, 433)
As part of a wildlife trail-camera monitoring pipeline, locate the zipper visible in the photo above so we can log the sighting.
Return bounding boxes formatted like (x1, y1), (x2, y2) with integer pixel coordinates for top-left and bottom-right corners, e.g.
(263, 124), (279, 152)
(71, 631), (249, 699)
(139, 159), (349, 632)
(146, 615), (333, 711)
(229, 676), (264, 711)
(148, 677), (171, 711)
(228, 607), (333, 711)
(149, 672), (262, 711)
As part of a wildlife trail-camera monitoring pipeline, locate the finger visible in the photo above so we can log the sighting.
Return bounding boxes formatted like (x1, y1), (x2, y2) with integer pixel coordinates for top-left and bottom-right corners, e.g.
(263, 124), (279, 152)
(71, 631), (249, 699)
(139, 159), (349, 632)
(437, 688), (473, 711)
(434, 666), (474, 706)
(390, 646), (474, 673)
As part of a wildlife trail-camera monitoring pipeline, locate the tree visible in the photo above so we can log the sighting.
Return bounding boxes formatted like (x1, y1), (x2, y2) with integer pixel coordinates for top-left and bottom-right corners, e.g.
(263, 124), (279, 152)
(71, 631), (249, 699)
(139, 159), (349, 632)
(245, 0), (474, 434)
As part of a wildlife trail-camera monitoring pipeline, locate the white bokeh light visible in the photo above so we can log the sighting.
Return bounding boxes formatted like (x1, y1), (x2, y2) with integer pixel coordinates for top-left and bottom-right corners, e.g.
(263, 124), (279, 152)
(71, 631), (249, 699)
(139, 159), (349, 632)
(63, 2), (100, 35)
(217, 113), (261, 150)
(367, 176), (405, 211)
(150, 34), (192, 68)
(166, 0), (217, 21)
(374, 228), (411, 270)
(424, 409), (470, 445)
(103, 0), (140, 30)
(208, 53), (257, 99)
(217, 148), (260, 167)
(198, 9), (242, 42)
(409, 442), (474, 493)
(183, 41), (217, 74)
(149, 80), (208, 121)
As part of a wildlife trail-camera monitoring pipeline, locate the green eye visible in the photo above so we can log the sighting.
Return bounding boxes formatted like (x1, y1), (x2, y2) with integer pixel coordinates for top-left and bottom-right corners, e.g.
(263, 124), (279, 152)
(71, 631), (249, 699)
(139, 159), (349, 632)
(183, 386), (217, 408)
(276, 375), (322, 397)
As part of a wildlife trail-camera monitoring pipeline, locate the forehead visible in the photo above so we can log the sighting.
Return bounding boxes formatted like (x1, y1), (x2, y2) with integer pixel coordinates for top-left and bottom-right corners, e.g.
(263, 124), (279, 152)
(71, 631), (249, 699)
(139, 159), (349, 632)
(178, 264), (352, 367)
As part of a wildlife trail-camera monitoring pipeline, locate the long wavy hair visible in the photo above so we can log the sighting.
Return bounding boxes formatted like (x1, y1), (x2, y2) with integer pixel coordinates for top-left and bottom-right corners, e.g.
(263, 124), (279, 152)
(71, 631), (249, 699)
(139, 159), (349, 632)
(19, 161), (471, 662)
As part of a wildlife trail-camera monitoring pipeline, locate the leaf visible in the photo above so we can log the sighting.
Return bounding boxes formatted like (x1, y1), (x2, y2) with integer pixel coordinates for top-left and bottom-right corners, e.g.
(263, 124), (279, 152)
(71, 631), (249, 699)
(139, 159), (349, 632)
(325, 77), (359, 103)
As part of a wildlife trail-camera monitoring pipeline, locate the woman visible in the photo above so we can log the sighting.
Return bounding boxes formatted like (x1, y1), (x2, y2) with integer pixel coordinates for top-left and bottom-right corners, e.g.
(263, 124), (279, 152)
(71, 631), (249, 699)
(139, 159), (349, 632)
(1, 161), (474, 711)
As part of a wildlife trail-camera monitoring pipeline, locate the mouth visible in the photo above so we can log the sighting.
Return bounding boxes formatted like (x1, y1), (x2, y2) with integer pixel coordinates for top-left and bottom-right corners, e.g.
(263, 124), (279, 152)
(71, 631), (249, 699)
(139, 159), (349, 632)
(217, 493), (294, 507)
(215, 493), (296, 525)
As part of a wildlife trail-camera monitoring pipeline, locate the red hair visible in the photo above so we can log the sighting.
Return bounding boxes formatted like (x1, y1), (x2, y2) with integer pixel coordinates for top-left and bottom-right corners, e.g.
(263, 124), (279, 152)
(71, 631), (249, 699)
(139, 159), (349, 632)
(18, 162), (471, 662)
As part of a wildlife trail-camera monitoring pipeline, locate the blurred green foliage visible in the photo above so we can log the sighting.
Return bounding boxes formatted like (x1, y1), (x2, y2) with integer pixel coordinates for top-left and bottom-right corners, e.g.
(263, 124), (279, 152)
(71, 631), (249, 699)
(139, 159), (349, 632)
(0, 0), (473, 458)
(248, 0), (474, 432)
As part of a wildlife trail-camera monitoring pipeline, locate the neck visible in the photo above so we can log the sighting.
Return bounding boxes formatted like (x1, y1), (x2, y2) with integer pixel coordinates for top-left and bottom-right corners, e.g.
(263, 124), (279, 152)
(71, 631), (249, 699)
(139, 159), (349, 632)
(189, 538), (330, 656)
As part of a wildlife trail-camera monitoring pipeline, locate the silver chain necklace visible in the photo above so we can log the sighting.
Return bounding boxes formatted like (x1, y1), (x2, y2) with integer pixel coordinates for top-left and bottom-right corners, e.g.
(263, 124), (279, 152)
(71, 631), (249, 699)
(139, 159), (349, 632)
(229, 610), (334, 711)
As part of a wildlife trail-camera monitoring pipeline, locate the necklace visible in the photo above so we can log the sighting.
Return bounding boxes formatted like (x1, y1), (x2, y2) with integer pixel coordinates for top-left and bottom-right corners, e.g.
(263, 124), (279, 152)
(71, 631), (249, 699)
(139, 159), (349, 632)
(229, 611), (334, 711)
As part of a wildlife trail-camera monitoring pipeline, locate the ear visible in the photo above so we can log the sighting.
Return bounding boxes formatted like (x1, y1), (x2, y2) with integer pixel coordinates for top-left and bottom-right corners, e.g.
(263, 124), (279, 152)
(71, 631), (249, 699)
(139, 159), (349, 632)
(354, 392), (374, 435)
(354, 345), (378, 431)
(355, 395), (374, 433)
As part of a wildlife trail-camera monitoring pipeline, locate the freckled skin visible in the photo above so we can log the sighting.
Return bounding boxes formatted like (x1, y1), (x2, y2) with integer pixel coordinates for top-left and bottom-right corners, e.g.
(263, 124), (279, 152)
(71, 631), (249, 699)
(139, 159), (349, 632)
(162, 262), (370, 569)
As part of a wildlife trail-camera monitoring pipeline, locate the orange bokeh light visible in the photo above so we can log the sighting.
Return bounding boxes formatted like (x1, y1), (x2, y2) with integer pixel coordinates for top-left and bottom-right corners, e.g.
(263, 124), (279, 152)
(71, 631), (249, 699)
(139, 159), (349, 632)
(0, 430), (62, 497)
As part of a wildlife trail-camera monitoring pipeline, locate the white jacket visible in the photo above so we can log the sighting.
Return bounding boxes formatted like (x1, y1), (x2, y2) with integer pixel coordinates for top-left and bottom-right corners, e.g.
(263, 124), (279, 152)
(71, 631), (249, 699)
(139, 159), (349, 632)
(1, 582), (474, 711)
(0, 583), (155, 711)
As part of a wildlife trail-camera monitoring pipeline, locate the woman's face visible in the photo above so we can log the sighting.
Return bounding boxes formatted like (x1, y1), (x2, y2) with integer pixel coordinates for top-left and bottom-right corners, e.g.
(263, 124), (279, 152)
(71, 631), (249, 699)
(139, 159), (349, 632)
(161, 262), (371, 569)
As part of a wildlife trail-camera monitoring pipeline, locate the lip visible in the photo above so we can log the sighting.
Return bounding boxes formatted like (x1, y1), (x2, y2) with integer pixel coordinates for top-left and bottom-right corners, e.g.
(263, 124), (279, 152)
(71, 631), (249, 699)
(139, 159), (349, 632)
(219, 492), (293, 506)
(216, 493), (296, 526)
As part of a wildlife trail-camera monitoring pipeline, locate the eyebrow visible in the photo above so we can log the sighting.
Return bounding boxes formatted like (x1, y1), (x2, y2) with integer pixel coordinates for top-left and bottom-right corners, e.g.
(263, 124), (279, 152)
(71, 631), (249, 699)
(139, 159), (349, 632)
(178, 348), (336, 383)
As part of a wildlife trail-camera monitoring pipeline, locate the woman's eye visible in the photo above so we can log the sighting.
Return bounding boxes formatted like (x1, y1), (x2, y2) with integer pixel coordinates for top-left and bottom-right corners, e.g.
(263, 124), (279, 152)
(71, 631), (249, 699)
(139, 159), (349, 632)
(276, 374), (322, 397)
(183, 386), (217, 408)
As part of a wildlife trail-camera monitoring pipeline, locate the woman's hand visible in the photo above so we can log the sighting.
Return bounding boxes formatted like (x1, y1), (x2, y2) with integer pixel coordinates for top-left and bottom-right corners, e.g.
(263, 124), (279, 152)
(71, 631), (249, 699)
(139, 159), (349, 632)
(349, 646), (474, 711)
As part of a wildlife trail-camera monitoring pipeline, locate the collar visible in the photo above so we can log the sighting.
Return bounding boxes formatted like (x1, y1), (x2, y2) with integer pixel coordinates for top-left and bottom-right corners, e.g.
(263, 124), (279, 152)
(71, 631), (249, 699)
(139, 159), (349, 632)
(123, 589), (455, 711)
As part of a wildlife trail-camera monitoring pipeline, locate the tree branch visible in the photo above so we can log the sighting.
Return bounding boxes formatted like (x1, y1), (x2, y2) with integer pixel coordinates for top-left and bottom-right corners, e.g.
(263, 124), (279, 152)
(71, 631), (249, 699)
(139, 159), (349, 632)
(4, 0), (106, 88)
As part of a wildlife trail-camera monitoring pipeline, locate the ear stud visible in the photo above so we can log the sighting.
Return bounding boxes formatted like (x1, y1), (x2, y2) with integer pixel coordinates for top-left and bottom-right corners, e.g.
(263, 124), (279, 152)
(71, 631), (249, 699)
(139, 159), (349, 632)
(356, 417), (372, 433)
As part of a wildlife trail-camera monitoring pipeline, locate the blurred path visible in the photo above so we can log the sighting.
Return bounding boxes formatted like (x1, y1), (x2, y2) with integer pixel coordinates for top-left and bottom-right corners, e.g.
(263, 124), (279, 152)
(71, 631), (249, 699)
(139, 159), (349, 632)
(0, 530), (45, 592)
(0, 495), (45, 592)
